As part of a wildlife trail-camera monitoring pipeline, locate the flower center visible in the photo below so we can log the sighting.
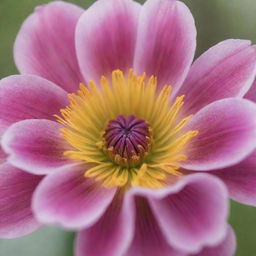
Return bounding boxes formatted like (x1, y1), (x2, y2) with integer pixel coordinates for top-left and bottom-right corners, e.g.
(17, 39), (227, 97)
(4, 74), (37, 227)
(56, 70), (198, 189)
(103, 115), (151, 168)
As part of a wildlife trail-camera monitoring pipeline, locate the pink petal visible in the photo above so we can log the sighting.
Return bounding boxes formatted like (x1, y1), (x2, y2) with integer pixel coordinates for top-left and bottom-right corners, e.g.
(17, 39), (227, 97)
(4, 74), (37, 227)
(190, 226), (236, 256)
(2, 119), (69, 175)
(76, 191), (134, 256)
(129, 174), (228, 253)
(181, 98), (256, 171)
(14, 1), (84, 92)
(124, 196), (183, 256)
(213, 150), (256, 206)
(133, 0), (196, 93)
(0, 163), (42, 238)
(32, 165), (117, 230)
(0, 147), (7, 162)
(178, 40), (256, 115)
(76, 0), (140, 83)
(245, 79), (256, 102)
(0, 75), (68, 135)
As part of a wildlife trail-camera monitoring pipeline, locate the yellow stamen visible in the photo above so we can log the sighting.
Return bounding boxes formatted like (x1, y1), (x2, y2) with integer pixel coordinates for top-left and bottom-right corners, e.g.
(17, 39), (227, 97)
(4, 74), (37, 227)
(55, 70), (198, 189)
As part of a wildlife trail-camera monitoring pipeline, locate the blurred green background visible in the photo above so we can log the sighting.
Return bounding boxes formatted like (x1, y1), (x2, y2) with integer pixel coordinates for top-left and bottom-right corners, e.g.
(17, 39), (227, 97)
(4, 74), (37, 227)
(0, 0), (256, 255)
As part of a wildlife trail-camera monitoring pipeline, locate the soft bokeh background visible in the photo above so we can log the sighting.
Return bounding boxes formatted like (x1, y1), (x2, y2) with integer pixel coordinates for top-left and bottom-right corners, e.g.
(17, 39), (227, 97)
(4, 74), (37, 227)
(0, 0), (256, 255)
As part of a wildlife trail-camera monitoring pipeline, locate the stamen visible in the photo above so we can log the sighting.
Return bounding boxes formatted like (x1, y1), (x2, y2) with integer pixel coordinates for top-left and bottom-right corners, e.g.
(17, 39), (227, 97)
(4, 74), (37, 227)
(55, 69), (198, 189)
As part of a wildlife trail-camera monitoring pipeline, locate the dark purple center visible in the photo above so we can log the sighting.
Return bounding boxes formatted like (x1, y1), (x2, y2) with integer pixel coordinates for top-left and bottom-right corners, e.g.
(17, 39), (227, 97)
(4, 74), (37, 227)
(103, 115), (151, 167)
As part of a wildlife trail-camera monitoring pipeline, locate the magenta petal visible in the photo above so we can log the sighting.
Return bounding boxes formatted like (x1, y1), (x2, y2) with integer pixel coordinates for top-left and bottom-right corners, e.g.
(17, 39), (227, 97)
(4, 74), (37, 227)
(191, 226), (236, 256)
(213, 150), (256, 206)
(181, 98), (256, 171)
(133, 0), (196, 92)
(0, 147), (7, 162)
(245, 79), (256, 102)
(32, 165), (116, 230)
(76, 191), (134, 256)
(124, 196), (183, 256)
(2, 119), (69, 175)
(0, 163), (42, 238)
(76, 0), (140, 83)
(14, 1), (84, 92)
(0, 75), (68, 135)
(178, 40), (256, 115)
(142, 174), (228, 253)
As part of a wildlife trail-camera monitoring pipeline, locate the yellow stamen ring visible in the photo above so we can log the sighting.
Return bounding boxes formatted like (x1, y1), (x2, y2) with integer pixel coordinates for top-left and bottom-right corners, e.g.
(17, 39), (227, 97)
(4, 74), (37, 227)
(56, 70), (198, 189)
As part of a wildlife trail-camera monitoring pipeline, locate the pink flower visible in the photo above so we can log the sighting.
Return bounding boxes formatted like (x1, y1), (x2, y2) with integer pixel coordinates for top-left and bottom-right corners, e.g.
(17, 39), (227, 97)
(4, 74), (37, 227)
(0, 0), (255, 255)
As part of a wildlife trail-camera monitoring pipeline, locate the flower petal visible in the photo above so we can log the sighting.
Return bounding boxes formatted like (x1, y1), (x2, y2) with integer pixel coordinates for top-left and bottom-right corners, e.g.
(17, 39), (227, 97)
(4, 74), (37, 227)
(213, 150), (256, 206)
(76, 0), (140, 83)
(0, 163), (42, 238)
(178, 40), (256, 115)
(181, 98), (256, 171)
(32, 165), (117, 230)
(75, 190), (134, 256)
(2, 119), (69, 175)
(190, 226), (236, 256)
(131, 174), (228, 253)
(14, 1), (84, 92)
(0, 75), (68, 135)
(133, 0), (196, 92)
(0, 147), (7, 162)
(245, 79), (256, 102)
(124, 196), (183, 256)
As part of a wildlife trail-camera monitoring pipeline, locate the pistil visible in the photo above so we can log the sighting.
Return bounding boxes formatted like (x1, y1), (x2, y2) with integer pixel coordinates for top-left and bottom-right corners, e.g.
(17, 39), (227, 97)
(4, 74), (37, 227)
(103, 115), (152, 167)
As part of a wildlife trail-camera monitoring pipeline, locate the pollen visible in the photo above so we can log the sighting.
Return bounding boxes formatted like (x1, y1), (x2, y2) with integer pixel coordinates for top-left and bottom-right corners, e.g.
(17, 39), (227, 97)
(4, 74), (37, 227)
(55, 70), (198, 189)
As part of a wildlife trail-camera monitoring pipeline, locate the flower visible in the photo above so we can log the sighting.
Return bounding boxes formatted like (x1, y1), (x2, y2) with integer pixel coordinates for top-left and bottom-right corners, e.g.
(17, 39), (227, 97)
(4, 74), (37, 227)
(0, 0), (255, 255)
